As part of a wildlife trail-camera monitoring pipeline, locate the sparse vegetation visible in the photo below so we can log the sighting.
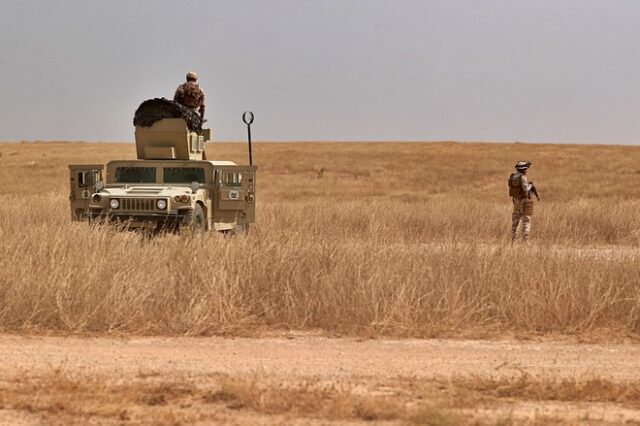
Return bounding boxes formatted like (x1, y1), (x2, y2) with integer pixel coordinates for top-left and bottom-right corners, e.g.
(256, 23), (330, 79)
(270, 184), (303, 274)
(1, 141), (640, 337)
(2, 368), (639, 424)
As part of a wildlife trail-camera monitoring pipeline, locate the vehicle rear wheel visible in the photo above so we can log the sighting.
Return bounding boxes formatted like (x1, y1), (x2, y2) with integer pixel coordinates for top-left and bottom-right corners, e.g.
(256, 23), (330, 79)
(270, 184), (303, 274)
(234, 223), (249, 236)
(219, 223), (249, 237)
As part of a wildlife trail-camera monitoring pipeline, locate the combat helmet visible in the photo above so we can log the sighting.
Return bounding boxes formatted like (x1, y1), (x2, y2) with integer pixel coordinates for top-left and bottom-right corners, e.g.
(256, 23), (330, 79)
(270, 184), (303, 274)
(186, 71), (198, 81)
(515, 161), (532, 170)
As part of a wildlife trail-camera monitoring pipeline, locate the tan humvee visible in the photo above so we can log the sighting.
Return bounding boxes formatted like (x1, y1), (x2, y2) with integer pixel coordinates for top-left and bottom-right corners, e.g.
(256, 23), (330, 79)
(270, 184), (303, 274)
(69, 118), (256, 234)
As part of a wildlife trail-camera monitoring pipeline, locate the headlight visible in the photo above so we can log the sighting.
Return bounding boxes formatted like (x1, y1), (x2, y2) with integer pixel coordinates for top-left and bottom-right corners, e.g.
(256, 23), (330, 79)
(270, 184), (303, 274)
(92, 194), (102, 203)
(156, 199), (167, 210)
(174, 195), (190, 203)
(109, 199), (120, 209)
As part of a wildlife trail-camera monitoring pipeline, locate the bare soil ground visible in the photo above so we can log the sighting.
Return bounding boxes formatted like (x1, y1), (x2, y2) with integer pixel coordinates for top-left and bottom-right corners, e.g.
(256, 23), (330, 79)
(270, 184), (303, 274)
(1, 334), (640, 424)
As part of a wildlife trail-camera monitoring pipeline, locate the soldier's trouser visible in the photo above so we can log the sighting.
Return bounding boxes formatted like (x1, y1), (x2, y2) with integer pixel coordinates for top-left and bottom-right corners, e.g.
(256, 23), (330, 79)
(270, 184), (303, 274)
(511, 198), (532, 242)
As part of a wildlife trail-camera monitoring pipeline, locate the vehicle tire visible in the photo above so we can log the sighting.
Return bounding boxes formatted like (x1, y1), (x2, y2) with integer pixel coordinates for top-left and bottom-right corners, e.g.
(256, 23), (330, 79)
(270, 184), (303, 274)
(182, 204), (205, 234)
(219, 223), (249, 237)
(234, 223), (250, 236)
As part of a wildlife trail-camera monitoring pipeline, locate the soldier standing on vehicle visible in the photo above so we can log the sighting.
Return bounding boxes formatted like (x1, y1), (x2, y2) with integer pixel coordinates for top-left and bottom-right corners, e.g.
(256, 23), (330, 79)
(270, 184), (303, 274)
(508, 161), (537, 243)
(174, 71), (205, 120)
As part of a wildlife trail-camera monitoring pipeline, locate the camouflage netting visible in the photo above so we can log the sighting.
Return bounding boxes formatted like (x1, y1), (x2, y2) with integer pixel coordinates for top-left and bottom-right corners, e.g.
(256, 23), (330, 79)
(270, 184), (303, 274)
(133, 98), (202, 132)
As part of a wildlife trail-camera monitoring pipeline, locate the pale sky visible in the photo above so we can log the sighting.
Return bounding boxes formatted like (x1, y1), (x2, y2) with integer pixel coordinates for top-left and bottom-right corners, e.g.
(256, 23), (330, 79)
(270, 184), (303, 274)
(1, 0), (639, 144)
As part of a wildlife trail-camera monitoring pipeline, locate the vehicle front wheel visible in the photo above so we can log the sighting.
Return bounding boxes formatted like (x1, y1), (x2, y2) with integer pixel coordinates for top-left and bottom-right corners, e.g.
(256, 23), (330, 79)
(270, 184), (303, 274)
(181, 204), (206, 234)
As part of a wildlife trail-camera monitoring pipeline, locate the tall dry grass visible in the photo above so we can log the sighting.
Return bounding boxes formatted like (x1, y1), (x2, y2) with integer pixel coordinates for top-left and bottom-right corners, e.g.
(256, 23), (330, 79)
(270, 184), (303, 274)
(0, 141), (639, 337)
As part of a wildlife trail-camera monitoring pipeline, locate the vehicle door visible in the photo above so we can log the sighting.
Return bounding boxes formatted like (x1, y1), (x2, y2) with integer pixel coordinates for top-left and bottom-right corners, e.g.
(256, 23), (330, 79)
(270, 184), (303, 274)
(214, 166), (257, 224)
(68, 164), (104, 221)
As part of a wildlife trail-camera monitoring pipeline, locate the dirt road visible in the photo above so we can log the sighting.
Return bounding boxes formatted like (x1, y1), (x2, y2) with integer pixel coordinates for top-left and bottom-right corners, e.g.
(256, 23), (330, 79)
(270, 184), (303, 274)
(1, 334), (639, 380)
(2, 334), (640, 424)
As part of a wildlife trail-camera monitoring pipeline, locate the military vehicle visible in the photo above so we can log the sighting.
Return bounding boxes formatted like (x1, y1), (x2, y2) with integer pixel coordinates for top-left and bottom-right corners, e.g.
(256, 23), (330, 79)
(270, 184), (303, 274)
(68, 99), (256, 234)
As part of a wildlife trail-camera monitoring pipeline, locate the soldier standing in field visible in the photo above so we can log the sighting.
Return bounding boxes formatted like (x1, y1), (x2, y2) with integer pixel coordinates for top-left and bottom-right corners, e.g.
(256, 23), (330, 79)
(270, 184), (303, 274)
(509, 161), (536, 243)
(174, 71), (206, 121)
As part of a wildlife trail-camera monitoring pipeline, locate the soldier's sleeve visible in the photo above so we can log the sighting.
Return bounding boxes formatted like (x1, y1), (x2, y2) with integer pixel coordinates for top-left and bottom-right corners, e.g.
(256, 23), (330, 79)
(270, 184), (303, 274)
(173, 85), (183, 102)
(199, 89), (206, 118)
(520, 175), (531, 193)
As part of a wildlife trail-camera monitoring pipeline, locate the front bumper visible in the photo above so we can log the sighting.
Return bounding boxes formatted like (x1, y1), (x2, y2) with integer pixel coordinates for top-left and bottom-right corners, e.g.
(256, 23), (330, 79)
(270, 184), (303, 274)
(89, 208), (191, 227)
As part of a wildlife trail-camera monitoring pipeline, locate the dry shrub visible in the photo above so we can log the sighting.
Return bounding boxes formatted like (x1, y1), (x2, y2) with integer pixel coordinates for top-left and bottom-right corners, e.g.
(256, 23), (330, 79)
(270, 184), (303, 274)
(204, 374), (403, 420)
(408, 405), (466, 426)
(451, 373), (640, 406)
(1, 142), (640, 338)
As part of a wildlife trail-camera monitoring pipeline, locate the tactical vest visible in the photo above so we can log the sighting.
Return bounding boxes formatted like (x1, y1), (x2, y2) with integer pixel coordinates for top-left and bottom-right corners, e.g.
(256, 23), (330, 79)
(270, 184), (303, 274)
(508, 173), (525, 198)
(181, 83), (202, 108)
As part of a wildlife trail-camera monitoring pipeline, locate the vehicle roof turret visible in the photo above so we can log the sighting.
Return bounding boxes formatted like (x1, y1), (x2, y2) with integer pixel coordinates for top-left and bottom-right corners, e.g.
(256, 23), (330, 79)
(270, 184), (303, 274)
(133, 98), (212, 161)
(134, 118), (211, 161)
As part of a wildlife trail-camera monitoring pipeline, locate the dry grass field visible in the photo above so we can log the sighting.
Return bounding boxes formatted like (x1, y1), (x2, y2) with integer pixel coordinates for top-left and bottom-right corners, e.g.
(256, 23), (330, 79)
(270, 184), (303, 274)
(1, 140), (640, 425)
(1, 141), (639, 338)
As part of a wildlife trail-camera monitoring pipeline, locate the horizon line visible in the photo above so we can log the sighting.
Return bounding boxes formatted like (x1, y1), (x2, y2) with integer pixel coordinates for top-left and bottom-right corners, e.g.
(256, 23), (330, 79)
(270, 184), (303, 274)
(1, 139), (638, 147)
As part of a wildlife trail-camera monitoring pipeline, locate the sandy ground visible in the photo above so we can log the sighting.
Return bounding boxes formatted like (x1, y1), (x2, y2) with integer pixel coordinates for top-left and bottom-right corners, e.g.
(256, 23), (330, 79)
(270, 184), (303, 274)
(1, 333), (639, 380)
(1, 334), (640, 424)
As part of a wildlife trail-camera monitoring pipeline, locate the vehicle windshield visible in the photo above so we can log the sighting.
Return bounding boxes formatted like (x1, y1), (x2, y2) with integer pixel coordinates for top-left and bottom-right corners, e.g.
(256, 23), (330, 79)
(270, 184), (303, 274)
(163, 167), (205, 184)
(114, 167), (156, 183)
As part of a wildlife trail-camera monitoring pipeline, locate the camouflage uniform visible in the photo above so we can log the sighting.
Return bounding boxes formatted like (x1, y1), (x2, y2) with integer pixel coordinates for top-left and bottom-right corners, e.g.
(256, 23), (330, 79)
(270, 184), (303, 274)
(174, 81), (205, 118)
(511, 170), (532, 242)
